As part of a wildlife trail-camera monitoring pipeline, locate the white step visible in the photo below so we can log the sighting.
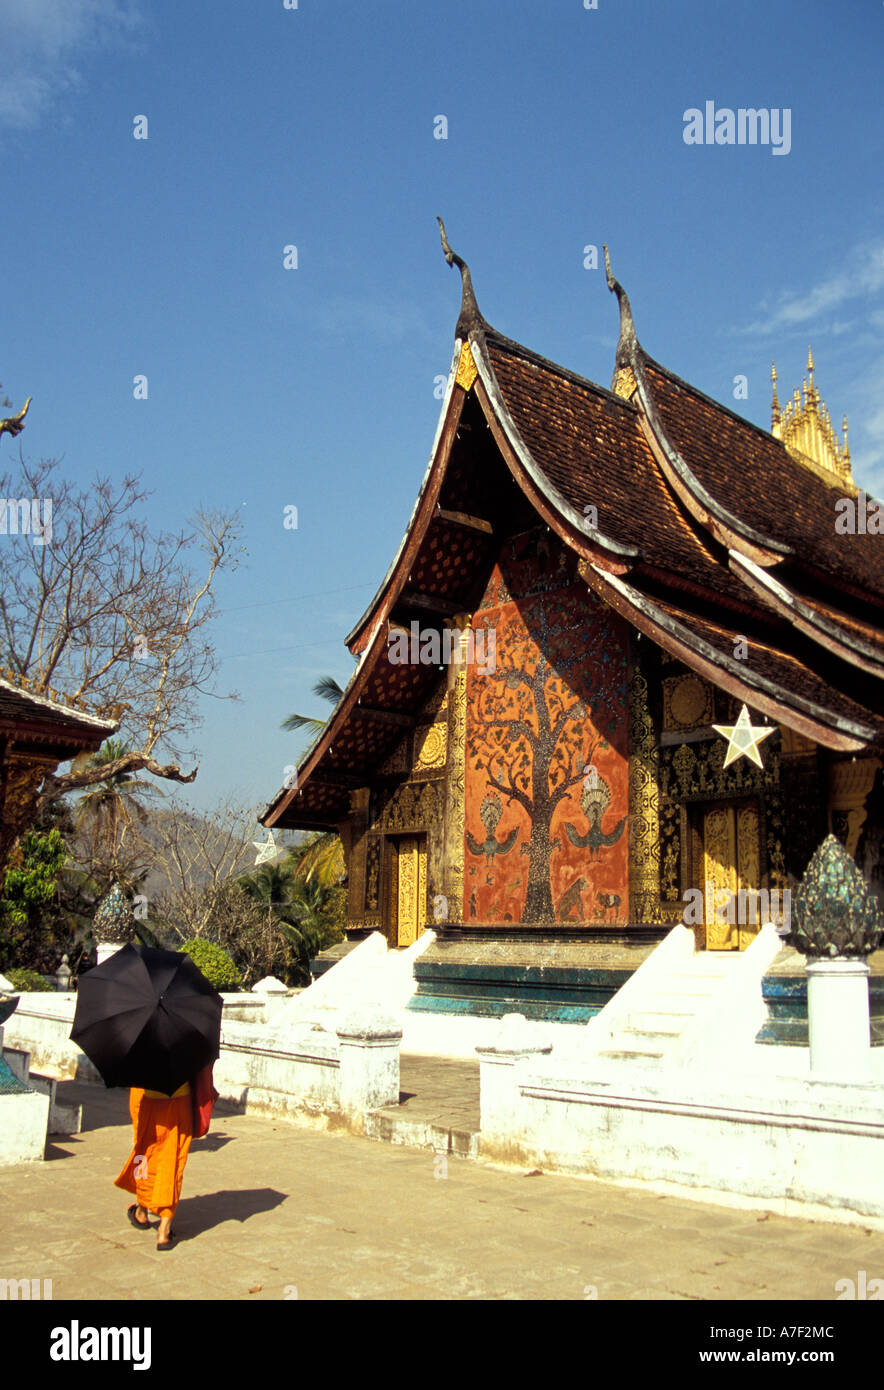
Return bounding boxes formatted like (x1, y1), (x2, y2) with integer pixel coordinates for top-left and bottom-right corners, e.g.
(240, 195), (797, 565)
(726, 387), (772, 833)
(627, 1011), (693, 1033)
(597, 1045), (666, 1062)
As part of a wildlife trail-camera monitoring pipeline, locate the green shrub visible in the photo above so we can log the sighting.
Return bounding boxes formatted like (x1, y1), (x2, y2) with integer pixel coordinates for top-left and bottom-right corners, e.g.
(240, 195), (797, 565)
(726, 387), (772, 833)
(5, 967), (53, 993)
(179, 940), (242, 992)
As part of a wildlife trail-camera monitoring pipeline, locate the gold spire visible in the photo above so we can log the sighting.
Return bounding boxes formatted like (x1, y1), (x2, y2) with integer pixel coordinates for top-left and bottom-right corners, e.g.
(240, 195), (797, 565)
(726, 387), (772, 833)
(771, 347), (854, 493)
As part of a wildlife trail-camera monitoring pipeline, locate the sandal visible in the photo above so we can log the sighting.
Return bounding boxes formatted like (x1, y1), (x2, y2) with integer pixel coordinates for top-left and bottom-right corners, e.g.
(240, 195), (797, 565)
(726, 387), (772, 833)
(127, 1204), (152, 1231)
(157, 1230), (175, 1252)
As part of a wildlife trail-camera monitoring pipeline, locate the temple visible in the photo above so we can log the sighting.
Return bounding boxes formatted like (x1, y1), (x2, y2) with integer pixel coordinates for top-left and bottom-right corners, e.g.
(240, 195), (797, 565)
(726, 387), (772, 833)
(0, 672), (118, 864)
(262, 225), (884, 1025)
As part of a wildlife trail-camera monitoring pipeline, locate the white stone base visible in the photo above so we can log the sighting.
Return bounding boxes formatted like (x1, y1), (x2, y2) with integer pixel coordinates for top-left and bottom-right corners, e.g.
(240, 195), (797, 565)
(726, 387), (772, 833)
(0, 1091), (50, 1164)
(479, 1052), (884, 1225)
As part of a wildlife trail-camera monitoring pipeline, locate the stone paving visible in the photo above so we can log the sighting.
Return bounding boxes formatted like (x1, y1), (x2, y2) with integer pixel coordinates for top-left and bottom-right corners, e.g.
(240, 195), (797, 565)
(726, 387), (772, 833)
(2, 1063), (883, 1302)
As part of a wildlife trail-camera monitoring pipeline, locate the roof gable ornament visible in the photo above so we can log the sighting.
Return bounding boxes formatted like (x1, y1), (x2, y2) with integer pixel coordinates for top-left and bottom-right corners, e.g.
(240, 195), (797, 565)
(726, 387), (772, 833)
(771, 349), (854, 493)
(437, 216), (487, 340)
(602, 245), (638, 399)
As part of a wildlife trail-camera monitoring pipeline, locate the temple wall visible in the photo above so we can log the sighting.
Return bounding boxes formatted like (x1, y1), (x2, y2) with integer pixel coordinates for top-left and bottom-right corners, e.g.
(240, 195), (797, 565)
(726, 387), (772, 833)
(463, 532), (630, 926)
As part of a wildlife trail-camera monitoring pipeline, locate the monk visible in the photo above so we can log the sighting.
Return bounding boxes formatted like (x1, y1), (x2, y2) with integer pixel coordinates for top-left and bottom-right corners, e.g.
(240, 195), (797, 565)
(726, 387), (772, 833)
(114, 1081), (194, 1251)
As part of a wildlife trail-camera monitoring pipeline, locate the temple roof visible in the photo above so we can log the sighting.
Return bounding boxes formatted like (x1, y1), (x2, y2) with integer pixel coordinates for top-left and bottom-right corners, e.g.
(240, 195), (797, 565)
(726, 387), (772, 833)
(264, 230), (884, 829)
(0, 674), (118, 756)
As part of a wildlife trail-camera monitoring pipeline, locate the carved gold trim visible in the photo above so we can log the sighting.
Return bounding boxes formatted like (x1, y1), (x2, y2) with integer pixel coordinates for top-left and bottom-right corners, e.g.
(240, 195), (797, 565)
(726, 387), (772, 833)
(663, 674), (714, 731)
(443, 619), (469, 917)
(628, 665), (663, 922)
(414, 722), (447, 771)
(455, 343), (478, 392)
(612, 366), (637, 400)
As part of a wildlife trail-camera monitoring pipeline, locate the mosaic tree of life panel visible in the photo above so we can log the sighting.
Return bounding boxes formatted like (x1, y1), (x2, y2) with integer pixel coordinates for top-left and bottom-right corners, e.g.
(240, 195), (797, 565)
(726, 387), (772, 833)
(464, 538), (629, 926)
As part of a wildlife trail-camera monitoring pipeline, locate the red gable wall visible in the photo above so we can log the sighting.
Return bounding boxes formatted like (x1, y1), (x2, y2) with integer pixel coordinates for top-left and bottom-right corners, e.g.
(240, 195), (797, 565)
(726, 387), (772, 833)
(464, 531), (630, 926)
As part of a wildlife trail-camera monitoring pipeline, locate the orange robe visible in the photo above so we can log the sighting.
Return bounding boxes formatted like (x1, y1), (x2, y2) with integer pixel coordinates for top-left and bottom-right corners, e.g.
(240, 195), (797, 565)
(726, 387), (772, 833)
(114, 1083), (193, 1219)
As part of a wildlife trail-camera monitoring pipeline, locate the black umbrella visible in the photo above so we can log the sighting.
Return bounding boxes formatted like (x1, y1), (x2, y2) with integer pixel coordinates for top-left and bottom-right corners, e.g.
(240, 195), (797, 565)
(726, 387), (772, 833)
(71, 944), (222, 1095)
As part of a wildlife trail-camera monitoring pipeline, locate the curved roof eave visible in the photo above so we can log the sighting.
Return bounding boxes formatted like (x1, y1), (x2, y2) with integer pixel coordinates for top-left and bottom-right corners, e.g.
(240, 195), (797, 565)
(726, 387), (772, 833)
(632, 359), (792, 567)
(580, 562), (877, 752)
(729, 551), (884, 679)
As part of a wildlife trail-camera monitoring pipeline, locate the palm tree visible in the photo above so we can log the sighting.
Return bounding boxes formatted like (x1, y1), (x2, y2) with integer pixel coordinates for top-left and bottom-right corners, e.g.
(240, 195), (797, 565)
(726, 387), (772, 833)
(236, 858), (341, 983)
(281, 676), (345, 886)
(280, 675), (344, 734)
(73, 738), (158, 884)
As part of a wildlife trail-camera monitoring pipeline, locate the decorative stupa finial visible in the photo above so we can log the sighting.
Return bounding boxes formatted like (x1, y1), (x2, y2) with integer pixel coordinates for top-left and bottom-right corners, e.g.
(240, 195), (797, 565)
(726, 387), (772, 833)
(775, 351), (854, 491)
(436, 216), (485, 337)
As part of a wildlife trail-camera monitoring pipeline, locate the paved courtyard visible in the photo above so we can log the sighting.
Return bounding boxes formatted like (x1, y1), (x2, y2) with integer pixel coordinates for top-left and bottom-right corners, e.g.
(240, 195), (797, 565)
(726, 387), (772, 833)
(3, 1072), (883, 1302)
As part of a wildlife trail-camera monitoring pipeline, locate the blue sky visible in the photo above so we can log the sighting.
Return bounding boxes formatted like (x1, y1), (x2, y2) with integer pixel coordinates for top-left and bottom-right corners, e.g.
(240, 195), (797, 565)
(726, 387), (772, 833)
(1, 0), (882, 821)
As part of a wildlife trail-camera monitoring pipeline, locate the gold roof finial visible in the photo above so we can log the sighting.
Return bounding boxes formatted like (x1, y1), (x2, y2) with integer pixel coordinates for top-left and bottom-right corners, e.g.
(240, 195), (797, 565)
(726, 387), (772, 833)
(771, 363), (781, 432)
(776, 351), (854, 493)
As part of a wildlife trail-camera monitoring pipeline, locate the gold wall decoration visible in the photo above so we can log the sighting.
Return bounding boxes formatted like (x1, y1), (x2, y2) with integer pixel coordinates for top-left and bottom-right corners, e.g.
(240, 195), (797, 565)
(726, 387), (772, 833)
(703, 805), (736, 950)
(662, 674), (714, 731)
(414, 722), (447, 772)
(443, 620), (469, 919)
(662, 733), (777, 803)
(703, 801), (763, 951)
(396, 837), (419, 947)
(660, 796), (681, 902)
(372, 778), (440, 832)
(628, 665), (663, 922)
(0, 750), (61, 861)
(365, 835), (381, 913)
(455, 342), (478, 392)
(394, 836), (428, 947)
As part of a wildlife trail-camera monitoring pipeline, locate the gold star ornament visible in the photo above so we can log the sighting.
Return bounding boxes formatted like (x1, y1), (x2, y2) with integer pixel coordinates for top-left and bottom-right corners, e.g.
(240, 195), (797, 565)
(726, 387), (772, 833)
(712, 704), (776, 769)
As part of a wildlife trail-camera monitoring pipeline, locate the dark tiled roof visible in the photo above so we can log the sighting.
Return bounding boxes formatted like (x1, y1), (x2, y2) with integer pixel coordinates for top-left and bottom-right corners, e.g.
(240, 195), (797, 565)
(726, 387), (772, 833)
(486, 336), (754, 608)
(646, 597), (884, 741)
(643, 361), (884, 602)
(0, 678), (116, 742)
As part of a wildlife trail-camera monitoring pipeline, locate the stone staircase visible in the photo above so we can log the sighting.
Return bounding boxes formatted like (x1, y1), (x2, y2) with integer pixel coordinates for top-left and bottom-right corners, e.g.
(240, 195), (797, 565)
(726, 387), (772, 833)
(273, 930), (435, 1035)
(585, 923), (784, 1070)
(595, 952), (742, 1064)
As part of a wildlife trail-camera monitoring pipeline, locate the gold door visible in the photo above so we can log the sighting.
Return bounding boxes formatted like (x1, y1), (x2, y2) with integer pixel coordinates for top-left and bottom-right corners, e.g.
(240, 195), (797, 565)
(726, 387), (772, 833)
(702, 801), (761, 950)
(394, 835), (427, 948)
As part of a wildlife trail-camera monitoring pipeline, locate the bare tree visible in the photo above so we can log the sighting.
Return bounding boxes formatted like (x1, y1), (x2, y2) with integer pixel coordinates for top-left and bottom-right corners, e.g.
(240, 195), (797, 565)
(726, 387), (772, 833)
(0, 455), (244, 815)
(142, 794), (265, 908)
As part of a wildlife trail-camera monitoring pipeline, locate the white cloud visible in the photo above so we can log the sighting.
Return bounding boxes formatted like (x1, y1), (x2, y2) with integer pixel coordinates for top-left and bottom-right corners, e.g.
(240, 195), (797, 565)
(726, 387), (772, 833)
(0, 0), (143, 128)
(740, 241), (884, 337)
